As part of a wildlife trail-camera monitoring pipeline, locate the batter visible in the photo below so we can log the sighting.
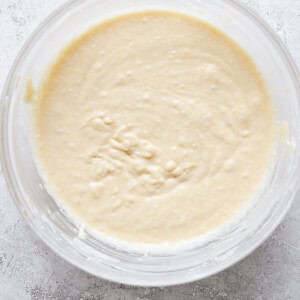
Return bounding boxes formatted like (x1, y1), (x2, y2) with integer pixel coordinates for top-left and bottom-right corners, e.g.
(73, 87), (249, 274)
(34, 12), (274, 244)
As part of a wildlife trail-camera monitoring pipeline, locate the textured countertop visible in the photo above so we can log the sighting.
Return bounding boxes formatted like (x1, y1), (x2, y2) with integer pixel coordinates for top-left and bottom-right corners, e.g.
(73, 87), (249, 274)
(1, 1), (300, 299)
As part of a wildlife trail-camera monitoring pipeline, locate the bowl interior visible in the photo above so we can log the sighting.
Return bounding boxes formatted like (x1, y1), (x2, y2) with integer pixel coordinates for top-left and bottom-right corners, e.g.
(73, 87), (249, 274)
(1, 0), (300, 286)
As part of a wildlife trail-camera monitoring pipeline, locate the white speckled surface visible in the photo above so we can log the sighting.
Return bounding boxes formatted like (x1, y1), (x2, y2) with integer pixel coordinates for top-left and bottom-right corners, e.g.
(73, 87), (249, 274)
(1, 0), (300, 299)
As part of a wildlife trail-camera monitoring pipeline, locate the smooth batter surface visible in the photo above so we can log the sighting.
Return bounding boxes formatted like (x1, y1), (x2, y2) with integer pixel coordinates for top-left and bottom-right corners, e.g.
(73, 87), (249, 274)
(34, 12), (274, 244)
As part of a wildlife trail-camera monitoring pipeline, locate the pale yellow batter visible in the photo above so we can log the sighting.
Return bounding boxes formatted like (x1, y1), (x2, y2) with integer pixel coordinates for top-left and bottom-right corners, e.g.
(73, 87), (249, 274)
(34, 12), (274, 244)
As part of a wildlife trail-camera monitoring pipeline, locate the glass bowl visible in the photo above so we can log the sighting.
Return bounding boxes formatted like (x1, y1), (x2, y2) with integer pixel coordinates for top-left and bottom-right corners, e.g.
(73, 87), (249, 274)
(1, 0), (300, 287)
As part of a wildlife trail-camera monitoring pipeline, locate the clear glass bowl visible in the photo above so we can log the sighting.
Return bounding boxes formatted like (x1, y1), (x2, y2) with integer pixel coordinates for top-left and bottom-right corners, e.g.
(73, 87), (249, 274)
(1, 0), (300, 287)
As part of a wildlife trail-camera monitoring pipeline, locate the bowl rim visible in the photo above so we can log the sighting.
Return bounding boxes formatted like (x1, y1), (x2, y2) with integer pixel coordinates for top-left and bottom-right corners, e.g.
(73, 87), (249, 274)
(1, 0), (300, 287)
